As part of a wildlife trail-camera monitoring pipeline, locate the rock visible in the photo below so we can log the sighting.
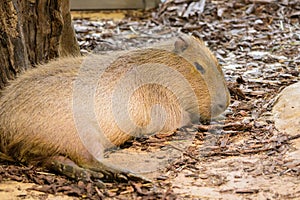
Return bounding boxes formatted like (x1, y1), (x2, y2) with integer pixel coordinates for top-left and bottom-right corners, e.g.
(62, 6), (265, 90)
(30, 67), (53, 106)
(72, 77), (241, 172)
(273, 82), (300, 163)
(272, 81), (300, 137)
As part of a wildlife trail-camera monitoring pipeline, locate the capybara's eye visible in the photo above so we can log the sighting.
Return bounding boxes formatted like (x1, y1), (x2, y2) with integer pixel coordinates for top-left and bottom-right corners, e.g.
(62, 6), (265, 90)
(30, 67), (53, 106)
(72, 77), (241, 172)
(194, 62), (206, 74)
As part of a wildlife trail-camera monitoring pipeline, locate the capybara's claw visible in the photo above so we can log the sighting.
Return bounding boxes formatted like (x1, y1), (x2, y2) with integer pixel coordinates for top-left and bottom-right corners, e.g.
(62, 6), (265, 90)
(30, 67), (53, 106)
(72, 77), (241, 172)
(116, 171), (152, 183)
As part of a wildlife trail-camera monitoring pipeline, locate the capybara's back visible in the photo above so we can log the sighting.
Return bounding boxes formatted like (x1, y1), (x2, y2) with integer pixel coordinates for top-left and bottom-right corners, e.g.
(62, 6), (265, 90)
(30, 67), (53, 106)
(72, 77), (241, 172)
(0, 34), (230, 176)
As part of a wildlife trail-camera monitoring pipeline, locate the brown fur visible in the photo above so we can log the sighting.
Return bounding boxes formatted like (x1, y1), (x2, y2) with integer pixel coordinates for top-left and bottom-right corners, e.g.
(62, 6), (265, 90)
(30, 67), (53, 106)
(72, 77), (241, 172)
(0, 34), (230, 172)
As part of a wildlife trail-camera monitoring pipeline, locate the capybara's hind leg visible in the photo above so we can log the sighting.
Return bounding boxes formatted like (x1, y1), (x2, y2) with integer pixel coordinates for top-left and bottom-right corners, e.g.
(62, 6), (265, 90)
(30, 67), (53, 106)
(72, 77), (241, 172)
(44, 156), (105, 187)
(45, 156), (150, 185)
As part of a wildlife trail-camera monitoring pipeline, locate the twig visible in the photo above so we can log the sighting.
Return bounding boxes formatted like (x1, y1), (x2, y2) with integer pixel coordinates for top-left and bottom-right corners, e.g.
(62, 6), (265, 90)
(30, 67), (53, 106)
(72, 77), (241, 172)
(169, 143), (200, 161)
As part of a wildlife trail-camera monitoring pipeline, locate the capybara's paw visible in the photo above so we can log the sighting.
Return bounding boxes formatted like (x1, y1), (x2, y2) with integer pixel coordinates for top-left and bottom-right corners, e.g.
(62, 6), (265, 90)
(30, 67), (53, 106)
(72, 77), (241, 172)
(91, 162), (152, 183)
(46, 157), (105, 187)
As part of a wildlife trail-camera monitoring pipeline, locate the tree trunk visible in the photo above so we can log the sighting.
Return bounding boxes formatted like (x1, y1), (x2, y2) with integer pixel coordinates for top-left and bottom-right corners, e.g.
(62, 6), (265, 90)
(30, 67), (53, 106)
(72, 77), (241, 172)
(0, 0), (80, 89)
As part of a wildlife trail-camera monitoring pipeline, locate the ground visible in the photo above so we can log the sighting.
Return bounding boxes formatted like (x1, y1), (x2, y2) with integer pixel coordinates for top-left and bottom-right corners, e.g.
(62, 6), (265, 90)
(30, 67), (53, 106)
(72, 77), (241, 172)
(0, 0), (300, 199)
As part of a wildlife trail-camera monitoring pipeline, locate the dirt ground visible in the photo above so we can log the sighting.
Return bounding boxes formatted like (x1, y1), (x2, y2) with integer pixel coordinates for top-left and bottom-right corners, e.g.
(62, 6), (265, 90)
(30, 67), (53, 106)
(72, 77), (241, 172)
(1, 0), (300, 199)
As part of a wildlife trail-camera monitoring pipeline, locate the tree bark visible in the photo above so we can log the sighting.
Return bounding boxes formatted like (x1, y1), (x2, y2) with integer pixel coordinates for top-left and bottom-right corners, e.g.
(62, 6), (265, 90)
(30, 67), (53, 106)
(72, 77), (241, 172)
(0, 0), (80, 89)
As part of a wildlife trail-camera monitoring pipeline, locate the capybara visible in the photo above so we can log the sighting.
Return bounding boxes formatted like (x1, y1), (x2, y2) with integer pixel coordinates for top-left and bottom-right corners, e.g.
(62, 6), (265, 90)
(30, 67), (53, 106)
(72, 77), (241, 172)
(0, 34), (230, 181)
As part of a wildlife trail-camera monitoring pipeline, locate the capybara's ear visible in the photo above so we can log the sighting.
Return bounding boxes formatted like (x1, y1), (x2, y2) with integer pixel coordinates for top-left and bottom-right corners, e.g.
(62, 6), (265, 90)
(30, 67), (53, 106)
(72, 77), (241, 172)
(191, 31), (202, 39)
(174, 36), (188, 54)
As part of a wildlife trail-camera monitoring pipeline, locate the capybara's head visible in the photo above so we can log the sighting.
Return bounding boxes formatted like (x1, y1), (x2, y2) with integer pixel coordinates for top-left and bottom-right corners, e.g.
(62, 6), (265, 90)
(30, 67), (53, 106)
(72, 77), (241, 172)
(171, 34), (231, 119)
